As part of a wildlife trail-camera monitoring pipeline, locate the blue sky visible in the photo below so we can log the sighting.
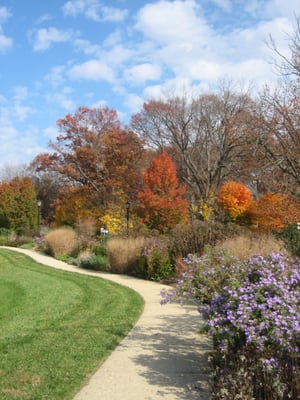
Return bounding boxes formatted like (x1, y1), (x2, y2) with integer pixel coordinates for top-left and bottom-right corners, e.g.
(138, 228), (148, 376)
(0, 0), (298, 170)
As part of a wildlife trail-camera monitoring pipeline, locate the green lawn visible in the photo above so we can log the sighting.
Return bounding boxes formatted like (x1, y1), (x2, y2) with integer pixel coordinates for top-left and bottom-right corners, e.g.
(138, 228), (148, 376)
(0, 249), (144, 400)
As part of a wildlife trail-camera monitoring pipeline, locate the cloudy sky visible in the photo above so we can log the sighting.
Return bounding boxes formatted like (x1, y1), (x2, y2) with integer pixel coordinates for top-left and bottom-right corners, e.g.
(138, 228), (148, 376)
(0, 0), (298, 169)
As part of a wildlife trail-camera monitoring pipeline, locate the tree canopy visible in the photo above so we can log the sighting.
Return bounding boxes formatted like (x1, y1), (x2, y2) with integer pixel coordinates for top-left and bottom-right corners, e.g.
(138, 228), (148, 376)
(138, 152), (189, 232)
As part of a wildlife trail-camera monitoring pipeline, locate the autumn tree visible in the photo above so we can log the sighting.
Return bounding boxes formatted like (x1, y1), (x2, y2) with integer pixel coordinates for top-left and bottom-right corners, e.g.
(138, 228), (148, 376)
(257, 17), (300, 194)
(137, 152), (189, 232)
(31, 106), (145, 225)
(0, 177), (37, 234)
(131, 86), (258, 207)
(217, 180), (253, 222)
(248, 193), (300, 232)
(52, 186), (100, 227)
(257, 84), (300, 193)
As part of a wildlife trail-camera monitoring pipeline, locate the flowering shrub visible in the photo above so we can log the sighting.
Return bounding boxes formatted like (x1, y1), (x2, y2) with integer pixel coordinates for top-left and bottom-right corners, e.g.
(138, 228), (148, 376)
(161, 249), (300, 399)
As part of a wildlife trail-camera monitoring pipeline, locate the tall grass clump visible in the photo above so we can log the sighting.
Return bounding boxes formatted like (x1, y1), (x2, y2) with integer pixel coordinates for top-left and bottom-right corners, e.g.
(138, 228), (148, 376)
(107, 236), (176, 281)
(161, 248), (300, 399)
(44, 227), (78, 258)
(107, 236), (146, 274)
(218, 232), (284, 260)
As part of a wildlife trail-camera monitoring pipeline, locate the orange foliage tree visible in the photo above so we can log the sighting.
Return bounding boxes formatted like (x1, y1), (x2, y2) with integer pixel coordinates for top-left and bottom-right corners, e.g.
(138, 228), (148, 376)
(248, 193), (300, 232)
(217, 180), (253, 221)
(137, 152), (189, 232)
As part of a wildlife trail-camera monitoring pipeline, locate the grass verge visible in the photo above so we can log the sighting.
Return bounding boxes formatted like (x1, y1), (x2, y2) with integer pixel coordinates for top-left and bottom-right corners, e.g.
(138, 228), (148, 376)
(0, 249), (144, 400)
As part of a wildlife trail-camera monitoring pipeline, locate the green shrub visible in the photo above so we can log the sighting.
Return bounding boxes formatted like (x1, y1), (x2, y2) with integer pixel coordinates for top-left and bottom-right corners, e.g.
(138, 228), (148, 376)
(0, 232), (9, 245)
(144, 236), (175, 281)
(78, 254), (109, 271)
(2, 231), (34, 248)
(92, 244), (108, 257)
(44, 228), (78, 258)
(278, 223), (300, 257)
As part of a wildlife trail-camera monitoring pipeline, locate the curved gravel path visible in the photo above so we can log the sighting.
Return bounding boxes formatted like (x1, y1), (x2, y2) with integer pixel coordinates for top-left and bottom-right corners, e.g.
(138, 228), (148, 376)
(2, 247), (211, 400)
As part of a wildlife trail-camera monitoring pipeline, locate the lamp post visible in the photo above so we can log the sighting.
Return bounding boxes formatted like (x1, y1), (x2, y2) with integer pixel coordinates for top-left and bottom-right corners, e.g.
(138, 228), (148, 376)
(125, 201), (130, 237)
(37, 199), (41, 235)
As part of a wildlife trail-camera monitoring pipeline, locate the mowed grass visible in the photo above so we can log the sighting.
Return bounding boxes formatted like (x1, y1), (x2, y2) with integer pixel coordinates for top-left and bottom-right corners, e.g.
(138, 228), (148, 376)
(0, 249), (144, 400)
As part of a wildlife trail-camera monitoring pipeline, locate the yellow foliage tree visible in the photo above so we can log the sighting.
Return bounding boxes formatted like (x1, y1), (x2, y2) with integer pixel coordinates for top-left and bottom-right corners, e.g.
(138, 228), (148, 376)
(100, 205), (123, 234)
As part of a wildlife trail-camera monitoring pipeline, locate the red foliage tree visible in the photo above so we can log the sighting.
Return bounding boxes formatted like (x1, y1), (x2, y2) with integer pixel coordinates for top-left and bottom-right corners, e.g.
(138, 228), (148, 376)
(137, 152), (189, 232)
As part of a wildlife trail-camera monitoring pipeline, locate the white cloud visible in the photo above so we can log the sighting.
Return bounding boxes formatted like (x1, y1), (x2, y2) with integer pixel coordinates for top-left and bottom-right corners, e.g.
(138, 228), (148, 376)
(186, 60), (223, 81)
(210, 0), (232, 12)
(36, 14), (52, 24)
(13, 104), (34, 121)
(131, 0), (297, 93)
(13, 86), (29, 102)
(0, 108), (42, 166)
(73, 39), (101, 56)
(0, 33), (12, 53)
(0, 7), (12, 53)
(62, 0), (89, 17)
(62, 0), (128, 22)
(143, 77), (197, 101)
(45, 66), (66, 87)
(11, 87), (34, 121)
(68, 59), (115, 82)
(90, 99), (108, 109)
(124, 63), (162, 85)
(103, 30), (122, 47)
(0, 107), (17, 139)
(124, 93), (144, 113)
(0, 6), (11, 22)
(263, 0), (300, 19)
(32, 27), (74, 51)
(100, 44), (134, 66)
(44, 126), (59, 140)
(135, 0), (210, 45)
(46, 91), (75, 111)
(100, 6), (128, 22)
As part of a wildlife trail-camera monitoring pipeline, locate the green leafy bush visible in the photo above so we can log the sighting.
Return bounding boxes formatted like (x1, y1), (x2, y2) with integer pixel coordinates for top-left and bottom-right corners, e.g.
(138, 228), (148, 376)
(0, 228), (10, 245)
(143, 236), (175, 281)
(3, 231), (34, 248)
(278, 223), (300, 257)
(78, 254), (109, 271)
